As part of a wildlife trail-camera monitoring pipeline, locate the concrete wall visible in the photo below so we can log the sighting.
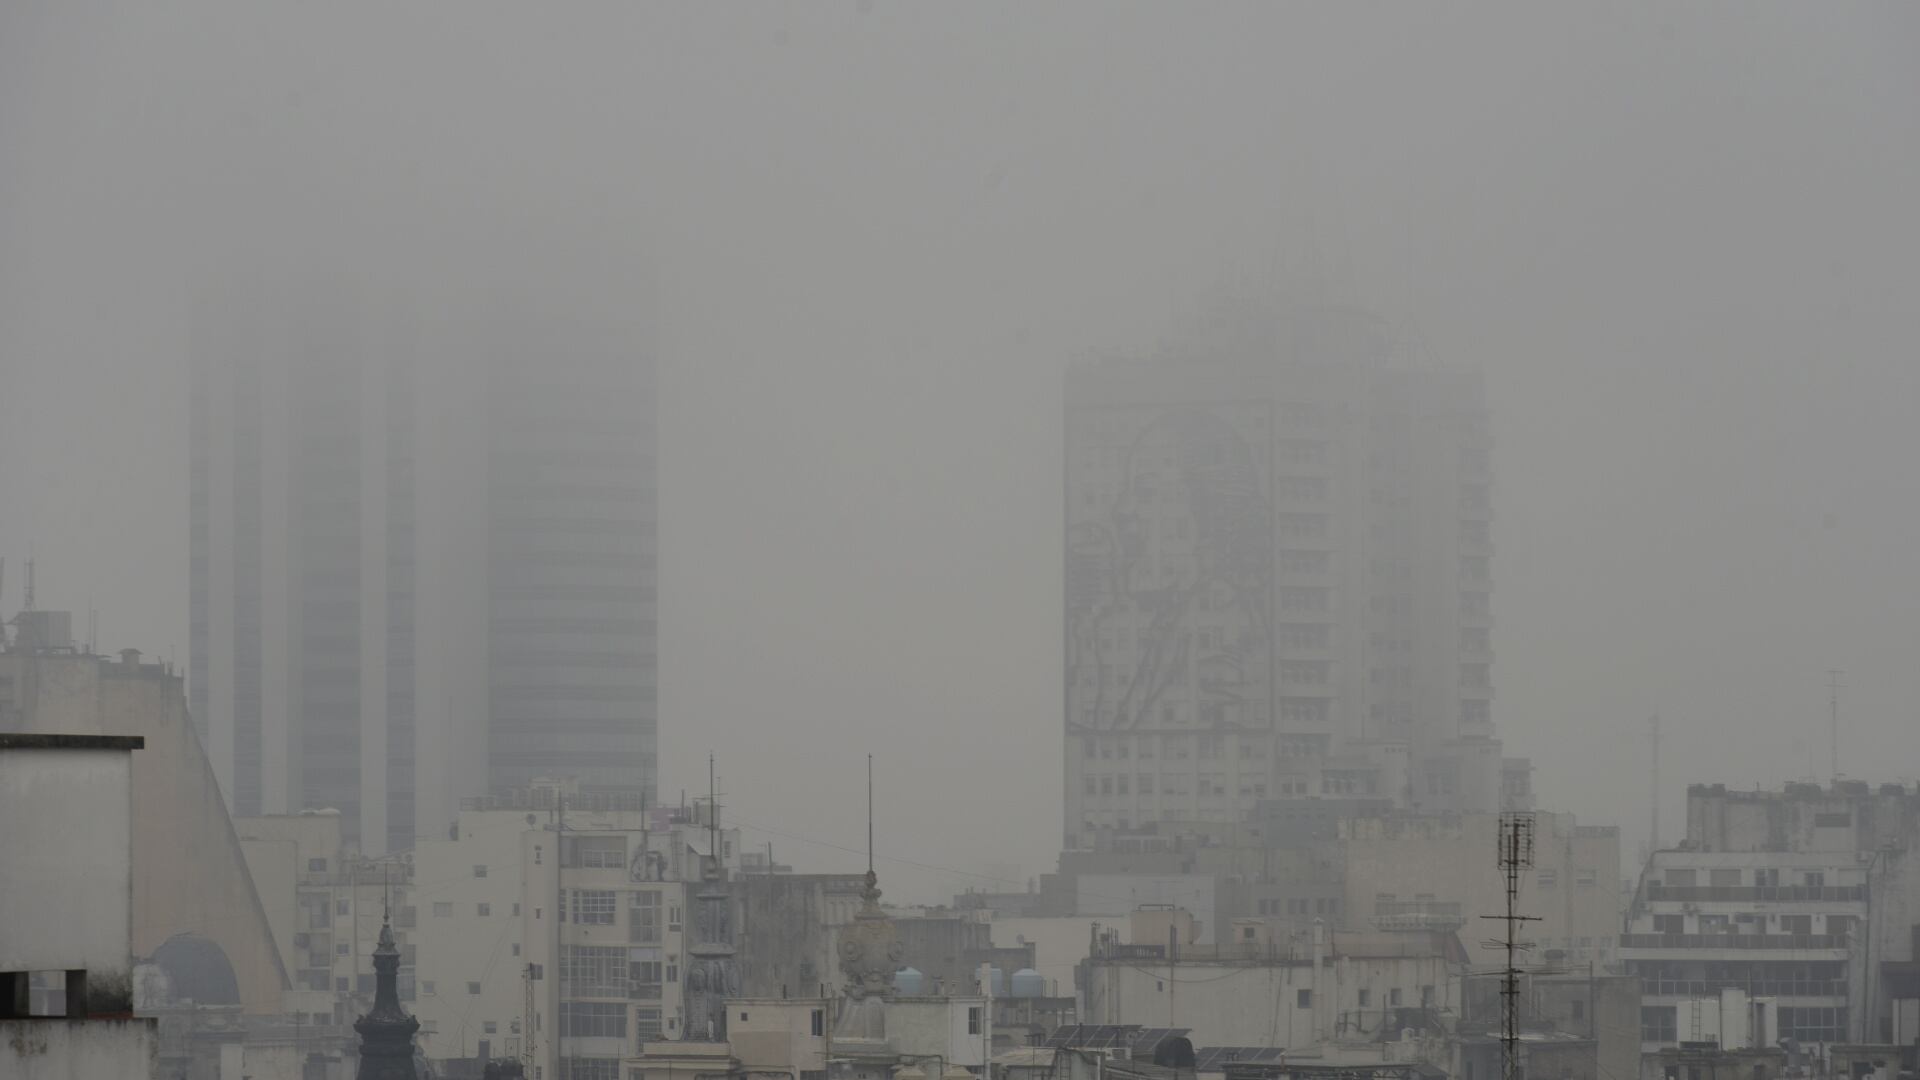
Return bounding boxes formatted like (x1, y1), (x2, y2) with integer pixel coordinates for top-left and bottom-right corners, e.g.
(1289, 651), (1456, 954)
(3, 653), (288, 1013)
(410, 807), (532, 1062)
(728, 998), (829, 1075)
(735, 874), (865, 998)
(887, 996), (988, 1068)
(0, 745), (135, 991)
(1083, 950), (1457, 1048)
(0, 1018), (158, 1079)
(1342, 812), (1621, 965)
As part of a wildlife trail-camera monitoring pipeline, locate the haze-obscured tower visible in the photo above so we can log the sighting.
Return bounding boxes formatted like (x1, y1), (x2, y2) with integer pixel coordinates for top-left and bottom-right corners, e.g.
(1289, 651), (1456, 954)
(191, 283), (656, 851)
(482, 344), (657, 796)
(1063, 304), (1504, 848)
(190, 287), (421, 852)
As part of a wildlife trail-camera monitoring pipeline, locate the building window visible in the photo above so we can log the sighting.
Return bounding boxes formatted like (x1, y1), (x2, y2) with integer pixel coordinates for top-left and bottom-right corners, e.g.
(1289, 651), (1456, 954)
(968, 1007), (983, 1035)
(558, 1059), (621, 1080)
(1297, 989), (1313, 1009)
(432, 902), (453, 918)
(636, 1007), (664, 1042)
(478, 903), (491, 917)
(1575, 870), (1598, 887)
(422, 980), (436, 996)
(571, 889), (617, 925)
(630, 890), (662, 943)
(1358, 989), (1371, 1007)
(1571, 1000), (1585, 1022)
(1537, 870), (1557, 889)
(337, 899), (350, 916)
(1389, 989), (1402, 1007)
(561, 946), (630, 997)
(1280, 587), (1330, 612)
(468, 982), (481, 995)
(560, 1003), (627, 1039)
(308, 858), (327, 873)
(474, 864), (488, 878)
(1642, 1006), (1677, 1043)
(568, 836), (626, 869)
(812, 1009), (826, 1037)
(484, 1021), (498, 1034)
(336, 977), (349, 993)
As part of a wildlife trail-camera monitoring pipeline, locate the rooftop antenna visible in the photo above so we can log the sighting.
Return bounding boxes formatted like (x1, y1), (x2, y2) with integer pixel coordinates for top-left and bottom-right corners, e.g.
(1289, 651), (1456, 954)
(867, 753), (874, 877)
(23, 553), (34, 613)
(708, 752), (719, 862)
(383, 864), (391, 924)
(1827, 664), (1843, 780)
(1649, 715), (1661, 854)
(1481, 812), (1539, 1080)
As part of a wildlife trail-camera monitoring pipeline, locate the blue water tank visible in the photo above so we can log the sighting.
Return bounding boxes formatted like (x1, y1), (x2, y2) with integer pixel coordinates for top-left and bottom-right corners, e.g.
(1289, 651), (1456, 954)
(1010, 968), (1045, 998)
(988, 967), (1006, 996)
(893, 967), (925, 995)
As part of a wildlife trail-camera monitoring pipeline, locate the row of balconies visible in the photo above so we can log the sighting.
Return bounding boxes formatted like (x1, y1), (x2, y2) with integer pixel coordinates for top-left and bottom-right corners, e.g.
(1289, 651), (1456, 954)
(1646, 885), (1868, 903)
(1640, 980), (1847, 998)
(1619, 933), (1850, 950)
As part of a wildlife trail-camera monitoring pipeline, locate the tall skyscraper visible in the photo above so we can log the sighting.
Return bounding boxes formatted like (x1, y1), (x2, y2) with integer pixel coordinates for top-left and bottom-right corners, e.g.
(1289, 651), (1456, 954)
(482, 343), (657, 797)
(1062, 305), (1507, 849)
(190, 287), (655, 852)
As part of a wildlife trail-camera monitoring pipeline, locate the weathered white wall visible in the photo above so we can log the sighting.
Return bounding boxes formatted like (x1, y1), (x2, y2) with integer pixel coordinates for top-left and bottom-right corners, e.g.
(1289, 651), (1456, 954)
(1084, 952), (1457, 1048)
(0, 747), (134, 981)
(0, 1018), (157, 1079)
(727, 998), (829, 1074)
(1343, 812), (1621, 963)
(885, 997), (987, 1068)
(5, 652), (290, 1013)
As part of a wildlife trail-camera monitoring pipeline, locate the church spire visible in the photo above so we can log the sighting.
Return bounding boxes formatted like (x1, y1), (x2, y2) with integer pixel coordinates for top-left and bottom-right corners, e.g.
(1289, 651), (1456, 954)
(354, 909), (421, 1079)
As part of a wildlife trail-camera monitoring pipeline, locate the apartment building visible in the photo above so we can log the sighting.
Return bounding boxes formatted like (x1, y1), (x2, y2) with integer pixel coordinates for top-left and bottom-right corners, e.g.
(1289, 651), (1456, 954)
(1064, 305), (1508, 848)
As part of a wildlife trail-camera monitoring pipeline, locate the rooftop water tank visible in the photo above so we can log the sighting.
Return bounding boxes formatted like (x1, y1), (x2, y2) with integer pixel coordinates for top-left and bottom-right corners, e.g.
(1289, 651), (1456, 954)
(893, 967), (925, 995)
(1010, 968), (1046, 998)
(988, 967), (1006, 997)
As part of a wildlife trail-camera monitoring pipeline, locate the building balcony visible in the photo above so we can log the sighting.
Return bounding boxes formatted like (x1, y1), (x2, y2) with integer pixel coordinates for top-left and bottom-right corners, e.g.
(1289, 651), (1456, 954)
(1640, 980), (1848, 999)
(1618, 934), (1851, 962)
(1646, 885), (1867, 904)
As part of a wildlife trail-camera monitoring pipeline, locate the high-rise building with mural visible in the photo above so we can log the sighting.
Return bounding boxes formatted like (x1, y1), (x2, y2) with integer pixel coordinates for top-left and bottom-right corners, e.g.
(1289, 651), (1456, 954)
(1063, 304), (1520, 849)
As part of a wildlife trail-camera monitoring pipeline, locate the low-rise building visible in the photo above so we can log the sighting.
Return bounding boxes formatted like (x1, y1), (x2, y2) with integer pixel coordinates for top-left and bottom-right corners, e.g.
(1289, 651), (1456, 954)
(1621, 783), (1898, 1049)
(1, 633), (288, 1013)
(1079, 925), (1467, 1049)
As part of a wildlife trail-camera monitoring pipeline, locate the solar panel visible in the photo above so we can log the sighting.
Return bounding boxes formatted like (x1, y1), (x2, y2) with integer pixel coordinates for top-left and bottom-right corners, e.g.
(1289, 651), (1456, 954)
(1046, 1024), (1142, 1049)
(1128, 1028), (1193, 1057)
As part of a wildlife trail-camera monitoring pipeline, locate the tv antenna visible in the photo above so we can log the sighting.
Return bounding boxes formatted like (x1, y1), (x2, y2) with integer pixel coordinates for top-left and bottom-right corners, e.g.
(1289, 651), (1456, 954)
(1481, 812), (1539, 1080)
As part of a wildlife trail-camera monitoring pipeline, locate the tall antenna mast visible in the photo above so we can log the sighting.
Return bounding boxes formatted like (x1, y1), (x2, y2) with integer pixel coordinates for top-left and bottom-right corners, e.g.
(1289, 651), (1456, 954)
(708, 752), (719, 860)
(23, 554), (35, 613)
(867, 753), (874, 876)
(1649, 715), (1661, 855)
(1829, 670), (1843, 784)
(1482, 812), (1539, 1080)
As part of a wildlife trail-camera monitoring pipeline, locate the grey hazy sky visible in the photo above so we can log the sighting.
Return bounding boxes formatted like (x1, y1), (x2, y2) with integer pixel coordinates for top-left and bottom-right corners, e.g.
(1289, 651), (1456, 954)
(3, 2), (1918, 902)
